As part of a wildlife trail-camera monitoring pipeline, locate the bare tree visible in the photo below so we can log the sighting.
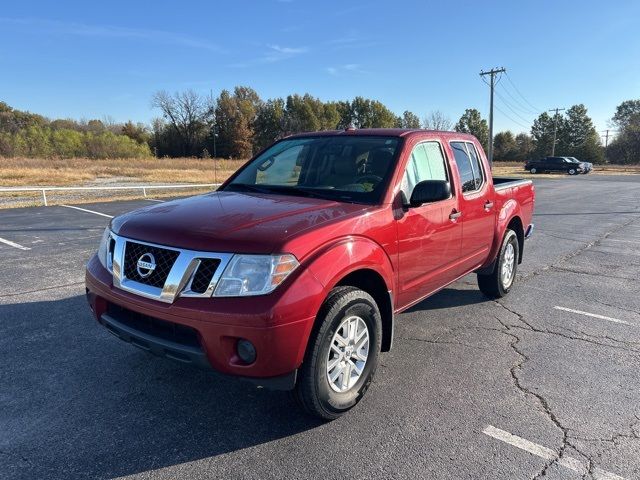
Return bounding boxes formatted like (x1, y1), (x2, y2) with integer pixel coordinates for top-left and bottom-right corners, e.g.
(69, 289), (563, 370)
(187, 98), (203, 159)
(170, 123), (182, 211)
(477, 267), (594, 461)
(423, 110), (453, 131)
(151, 90), (214, 156)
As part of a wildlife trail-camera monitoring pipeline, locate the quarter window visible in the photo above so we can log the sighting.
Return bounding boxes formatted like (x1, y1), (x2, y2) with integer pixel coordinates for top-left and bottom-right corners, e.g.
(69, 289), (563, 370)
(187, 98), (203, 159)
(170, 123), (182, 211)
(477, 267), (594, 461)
(401, 142), (449, 199)
(450, 141), (485, 193)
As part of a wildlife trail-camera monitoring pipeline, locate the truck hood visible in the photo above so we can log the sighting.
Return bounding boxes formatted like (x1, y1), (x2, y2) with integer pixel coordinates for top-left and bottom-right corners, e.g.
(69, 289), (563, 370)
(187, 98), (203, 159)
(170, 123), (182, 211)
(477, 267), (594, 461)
(111, 191), (372, 254)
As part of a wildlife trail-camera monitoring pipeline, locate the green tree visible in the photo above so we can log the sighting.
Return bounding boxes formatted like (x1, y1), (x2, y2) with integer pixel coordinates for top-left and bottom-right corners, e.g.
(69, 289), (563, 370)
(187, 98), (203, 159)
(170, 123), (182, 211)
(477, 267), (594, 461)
(455, 109), (489, 149)
(253, 98), (286, 151)
(612, 99), (640, 129)
(514, 133), (535, 161)
(608, 99), (640, 164)
(493, 131), (517, 161)
(558, 104), (603, 163)
(400, 110), (421, 129)
(531, 112), (558, 158)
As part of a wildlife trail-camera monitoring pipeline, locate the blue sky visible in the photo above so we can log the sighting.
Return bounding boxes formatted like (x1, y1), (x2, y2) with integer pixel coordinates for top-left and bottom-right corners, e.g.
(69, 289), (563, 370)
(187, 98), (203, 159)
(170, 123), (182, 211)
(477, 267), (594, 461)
(1, 0), (639, 138)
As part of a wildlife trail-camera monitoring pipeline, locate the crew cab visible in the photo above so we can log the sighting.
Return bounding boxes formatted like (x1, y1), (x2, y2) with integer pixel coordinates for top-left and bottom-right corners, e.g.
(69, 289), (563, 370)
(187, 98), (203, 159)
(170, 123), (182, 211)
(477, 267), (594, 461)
(525, 156), (584, 175)
(86, 129), (535, 419)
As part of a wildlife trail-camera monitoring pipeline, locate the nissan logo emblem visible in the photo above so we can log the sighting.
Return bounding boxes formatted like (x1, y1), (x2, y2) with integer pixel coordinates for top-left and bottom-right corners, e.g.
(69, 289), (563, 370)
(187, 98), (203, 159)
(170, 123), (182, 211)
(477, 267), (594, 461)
(136, 253), (156, 278)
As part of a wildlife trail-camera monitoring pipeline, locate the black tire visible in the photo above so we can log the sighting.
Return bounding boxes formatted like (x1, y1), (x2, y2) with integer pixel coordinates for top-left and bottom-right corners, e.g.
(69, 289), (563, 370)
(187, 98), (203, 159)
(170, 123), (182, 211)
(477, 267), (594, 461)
(477, 229), (519, 299)
(530, 167), (537, 174)
(568, 168), (577, 175)
(293, 286), (382, 420)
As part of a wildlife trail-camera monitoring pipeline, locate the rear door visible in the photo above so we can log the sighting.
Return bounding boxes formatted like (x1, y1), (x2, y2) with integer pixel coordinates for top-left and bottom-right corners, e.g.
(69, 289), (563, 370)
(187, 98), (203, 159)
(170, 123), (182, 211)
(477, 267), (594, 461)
(448, 140), (495, 272)
(395, 140), (462, 307)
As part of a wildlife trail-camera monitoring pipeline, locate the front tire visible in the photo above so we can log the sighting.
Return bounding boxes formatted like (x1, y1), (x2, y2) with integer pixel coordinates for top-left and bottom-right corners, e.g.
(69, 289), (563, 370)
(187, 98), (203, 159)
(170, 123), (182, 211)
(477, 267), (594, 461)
(477, 229), (519, 299)
(294, 286), (382, 420)
(530, 167), (537, 174)
(568, 168), (577, 175)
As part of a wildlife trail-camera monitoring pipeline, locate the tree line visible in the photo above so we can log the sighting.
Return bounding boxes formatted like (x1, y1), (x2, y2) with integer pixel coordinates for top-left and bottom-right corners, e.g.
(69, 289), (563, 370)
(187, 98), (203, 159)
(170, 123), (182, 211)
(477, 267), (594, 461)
(0, 102), (151, 159)
(1, 89), (639, 165)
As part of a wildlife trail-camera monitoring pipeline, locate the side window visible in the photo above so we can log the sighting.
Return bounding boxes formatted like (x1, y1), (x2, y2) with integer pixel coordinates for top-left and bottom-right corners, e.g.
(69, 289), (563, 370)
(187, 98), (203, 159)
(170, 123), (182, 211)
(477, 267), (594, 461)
(465, 142), (484, 190)
(450, 142), (475, 193)
(450, 141), (484, 193)
(401, 142), (449, 200)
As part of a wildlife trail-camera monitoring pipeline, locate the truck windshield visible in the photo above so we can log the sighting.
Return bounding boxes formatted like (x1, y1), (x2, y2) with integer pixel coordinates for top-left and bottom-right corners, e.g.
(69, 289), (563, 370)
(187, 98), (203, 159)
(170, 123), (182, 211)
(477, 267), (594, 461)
(224, 136), (400, 204)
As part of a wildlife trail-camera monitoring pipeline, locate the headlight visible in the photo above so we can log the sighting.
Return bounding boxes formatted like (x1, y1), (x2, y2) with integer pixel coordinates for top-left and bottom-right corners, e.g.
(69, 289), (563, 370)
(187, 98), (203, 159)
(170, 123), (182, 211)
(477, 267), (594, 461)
(97, 227), (113, 270)
(213, 254), (299, 297)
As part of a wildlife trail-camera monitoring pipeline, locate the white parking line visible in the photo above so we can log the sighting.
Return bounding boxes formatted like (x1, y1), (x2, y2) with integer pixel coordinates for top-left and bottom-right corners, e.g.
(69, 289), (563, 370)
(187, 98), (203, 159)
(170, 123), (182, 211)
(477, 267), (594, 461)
(483, 425), (625, 479)
(60, 204), (113, 218)
(0, 236), (31, 251)
(554, 306), (632, 326)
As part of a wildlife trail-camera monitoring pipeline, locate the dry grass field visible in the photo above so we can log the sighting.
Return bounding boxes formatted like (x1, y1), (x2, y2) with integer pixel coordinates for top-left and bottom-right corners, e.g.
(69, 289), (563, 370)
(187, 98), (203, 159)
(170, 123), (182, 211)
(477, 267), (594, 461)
(0, 156), (638, 208)
(0, 157), (246, 187)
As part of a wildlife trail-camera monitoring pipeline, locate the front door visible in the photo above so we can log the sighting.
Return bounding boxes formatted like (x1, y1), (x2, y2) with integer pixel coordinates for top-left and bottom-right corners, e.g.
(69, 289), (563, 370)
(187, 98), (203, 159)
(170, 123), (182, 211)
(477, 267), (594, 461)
(396, 141), (462, 308)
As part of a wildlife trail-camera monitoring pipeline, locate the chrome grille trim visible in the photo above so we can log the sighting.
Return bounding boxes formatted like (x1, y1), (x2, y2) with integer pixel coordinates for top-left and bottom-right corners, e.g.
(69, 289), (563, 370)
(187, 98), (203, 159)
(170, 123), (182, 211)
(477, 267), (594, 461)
(110, 232), (233, 304)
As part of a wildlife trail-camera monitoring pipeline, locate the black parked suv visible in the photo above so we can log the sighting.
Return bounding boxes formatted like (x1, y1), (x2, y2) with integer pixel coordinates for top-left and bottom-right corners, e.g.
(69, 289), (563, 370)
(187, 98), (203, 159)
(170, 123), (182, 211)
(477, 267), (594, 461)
(525, 156), (585, 175)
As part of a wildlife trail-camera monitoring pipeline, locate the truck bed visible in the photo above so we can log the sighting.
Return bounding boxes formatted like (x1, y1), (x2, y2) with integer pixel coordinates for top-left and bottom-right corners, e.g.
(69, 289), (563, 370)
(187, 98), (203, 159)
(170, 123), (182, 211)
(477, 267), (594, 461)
(493, 177), (532, 191)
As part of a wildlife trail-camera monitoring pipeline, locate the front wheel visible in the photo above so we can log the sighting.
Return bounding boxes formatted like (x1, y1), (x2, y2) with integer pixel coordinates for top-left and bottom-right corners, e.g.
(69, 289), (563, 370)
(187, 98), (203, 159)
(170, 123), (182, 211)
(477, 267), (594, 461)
(568, 168), (577, 175)
(477, 229), (519, 298)
(294, 286), (382, 420)
(529, 167), (537, 174)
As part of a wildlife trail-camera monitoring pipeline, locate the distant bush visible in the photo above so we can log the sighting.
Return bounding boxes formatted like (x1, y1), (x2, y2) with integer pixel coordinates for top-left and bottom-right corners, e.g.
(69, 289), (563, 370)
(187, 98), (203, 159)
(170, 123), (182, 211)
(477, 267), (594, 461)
(0, 102), (151, 159)
(0, 125), (151, 159)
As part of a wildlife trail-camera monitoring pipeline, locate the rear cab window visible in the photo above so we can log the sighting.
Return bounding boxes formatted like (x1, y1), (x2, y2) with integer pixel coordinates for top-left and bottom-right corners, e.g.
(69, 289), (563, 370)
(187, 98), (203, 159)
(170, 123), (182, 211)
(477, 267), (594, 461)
(450, 141), (485, 193)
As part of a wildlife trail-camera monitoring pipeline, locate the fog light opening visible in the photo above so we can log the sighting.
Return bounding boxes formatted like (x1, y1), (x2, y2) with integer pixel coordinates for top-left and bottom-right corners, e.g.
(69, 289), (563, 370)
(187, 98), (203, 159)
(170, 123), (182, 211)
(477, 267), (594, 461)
(237, 339), (257, 364)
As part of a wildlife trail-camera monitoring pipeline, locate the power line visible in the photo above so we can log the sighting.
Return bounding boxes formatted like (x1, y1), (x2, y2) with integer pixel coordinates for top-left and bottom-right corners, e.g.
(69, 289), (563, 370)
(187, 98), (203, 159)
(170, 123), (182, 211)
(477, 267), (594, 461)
(494, 90), (535, 125)
(479, 67), (506, 165)
(504, 72), (541, 113)
(497, 82), (539, 116)
(494, 104), (531, 130)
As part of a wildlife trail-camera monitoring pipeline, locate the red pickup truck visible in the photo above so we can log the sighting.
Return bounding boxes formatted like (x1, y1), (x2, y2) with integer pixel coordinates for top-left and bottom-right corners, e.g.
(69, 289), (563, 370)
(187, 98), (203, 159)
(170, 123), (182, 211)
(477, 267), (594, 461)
(86, 129), (535, 419)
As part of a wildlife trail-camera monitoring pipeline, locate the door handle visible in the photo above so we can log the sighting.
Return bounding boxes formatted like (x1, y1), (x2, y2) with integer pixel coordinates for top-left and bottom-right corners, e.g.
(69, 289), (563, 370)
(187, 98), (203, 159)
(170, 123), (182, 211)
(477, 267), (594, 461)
(484, 201), (494, 211)
(449, 209), (462, 220)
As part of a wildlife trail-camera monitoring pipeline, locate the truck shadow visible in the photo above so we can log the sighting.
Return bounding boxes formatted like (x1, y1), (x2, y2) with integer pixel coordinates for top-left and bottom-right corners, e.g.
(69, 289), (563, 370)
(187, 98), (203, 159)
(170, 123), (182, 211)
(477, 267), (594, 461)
(403, 286), (488, 313)
(0, 294), (323, 479)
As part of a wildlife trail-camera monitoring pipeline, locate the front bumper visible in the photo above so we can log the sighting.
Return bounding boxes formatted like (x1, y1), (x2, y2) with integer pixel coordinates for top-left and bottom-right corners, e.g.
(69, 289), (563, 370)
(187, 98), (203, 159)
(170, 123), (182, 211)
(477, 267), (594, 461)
(85, 254), (325, 389)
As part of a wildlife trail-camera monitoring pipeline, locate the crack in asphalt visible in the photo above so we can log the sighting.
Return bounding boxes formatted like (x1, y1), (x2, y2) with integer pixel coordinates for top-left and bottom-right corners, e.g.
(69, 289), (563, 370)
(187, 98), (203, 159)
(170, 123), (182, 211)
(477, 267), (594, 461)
(397, 336), (490, 352)
(491, 304), (601, 479)
(518, 215), (640, 284)
(549, 265), (637, 281)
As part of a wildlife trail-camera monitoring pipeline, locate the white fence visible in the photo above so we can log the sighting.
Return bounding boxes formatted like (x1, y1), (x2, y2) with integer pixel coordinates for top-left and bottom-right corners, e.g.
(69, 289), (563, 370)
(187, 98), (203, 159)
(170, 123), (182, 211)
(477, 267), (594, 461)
(0, 183), (221, 206)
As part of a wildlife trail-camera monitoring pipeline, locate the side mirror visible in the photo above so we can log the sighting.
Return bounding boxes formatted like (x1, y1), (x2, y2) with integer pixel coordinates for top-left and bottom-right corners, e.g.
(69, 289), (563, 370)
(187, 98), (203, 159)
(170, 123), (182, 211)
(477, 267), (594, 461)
(409, 180), (451, 207)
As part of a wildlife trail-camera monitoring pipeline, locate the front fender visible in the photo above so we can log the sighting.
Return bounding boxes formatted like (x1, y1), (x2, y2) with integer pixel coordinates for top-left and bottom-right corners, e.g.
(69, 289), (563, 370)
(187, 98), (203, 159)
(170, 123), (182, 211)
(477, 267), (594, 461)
(290, 236), (395, 364)
(304, 235), (394, 293)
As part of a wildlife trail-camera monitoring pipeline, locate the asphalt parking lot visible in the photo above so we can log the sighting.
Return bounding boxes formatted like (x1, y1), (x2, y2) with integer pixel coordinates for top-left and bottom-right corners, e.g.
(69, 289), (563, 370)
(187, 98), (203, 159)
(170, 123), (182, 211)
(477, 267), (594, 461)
(1, 175), (640, 480)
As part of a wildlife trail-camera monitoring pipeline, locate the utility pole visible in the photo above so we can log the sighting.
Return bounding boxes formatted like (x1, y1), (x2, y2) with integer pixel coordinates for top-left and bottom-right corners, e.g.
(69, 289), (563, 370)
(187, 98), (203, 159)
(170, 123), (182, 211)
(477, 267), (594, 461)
(548, 107), (565, 156)
(479, 67), (506, 166)
(601, 130), (617, 163)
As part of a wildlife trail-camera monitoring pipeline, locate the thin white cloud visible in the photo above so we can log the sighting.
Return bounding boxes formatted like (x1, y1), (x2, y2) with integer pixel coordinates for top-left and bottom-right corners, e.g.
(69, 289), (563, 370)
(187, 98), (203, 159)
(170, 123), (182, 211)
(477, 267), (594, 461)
(0, 17), (225, 53)
(326, 64), (368, 76)
(230, 44), (308, 68)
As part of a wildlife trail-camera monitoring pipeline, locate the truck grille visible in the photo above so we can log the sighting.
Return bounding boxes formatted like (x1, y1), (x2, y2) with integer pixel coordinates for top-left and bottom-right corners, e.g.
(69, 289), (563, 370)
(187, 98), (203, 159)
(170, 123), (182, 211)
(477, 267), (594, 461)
(190, 258), (221, 294)
(123, 241), (180, 288)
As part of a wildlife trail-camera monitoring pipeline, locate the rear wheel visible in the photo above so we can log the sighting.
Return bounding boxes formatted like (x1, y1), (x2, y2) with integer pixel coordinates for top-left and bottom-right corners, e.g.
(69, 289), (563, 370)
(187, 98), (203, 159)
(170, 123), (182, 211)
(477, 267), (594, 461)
(294, 286), (382, 420)
(477, 229), (519, 299)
